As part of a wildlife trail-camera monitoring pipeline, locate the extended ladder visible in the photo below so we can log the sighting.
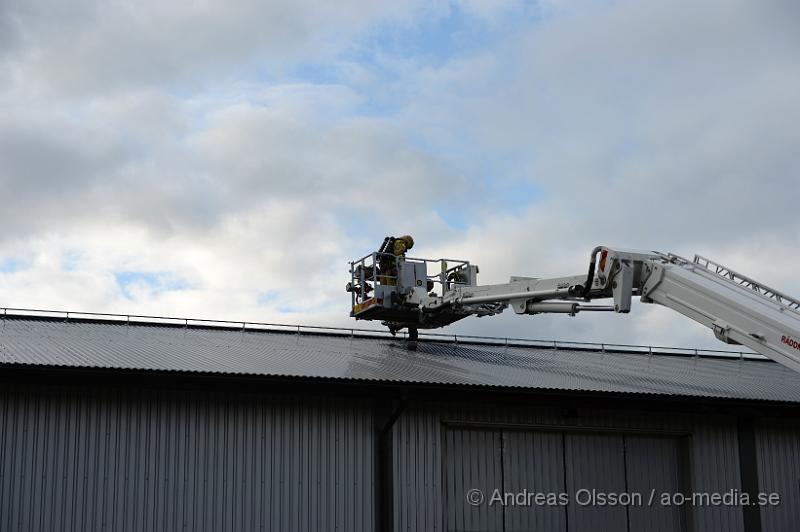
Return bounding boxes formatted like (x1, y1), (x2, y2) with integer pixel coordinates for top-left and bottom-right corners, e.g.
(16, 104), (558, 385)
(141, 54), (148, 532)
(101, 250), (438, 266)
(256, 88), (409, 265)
(642, 252), (800, 373)
(692, 254), (800, 312)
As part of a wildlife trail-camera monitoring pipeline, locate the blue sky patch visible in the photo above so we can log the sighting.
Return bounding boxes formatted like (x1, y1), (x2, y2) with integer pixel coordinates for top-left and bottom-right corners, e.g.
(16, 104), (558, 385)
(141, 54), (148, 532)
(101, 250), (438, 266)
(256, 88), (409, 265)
(356, 3), (533, 69)
(257, 290), (280, 306)
(434, 180), (539, 229)
(0, 257), (32, 273)
(495, 180), (540, 214)
(114, 271), (191, 300)
(60, 250), (85, 272)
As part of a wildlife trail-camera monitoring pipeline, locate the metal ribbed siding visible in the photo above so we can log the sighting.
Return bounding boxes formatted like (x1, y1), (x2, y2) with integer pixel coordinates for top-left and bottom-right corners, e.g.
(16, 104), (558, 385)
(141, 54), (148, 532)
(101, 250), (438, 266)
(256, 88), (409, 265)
(563, 432), (629, 530)
(440, 428), (687, 531)
(0, 384), (374, 532)
(392, 402), (748, 532)
(2, 379), (799, 532)
(624, 435), (686, 531)
(502, 430), (566, 531)
(756, 418), (800, 531)
(689, 419), (743, 532)
(442, 429), (503, 530)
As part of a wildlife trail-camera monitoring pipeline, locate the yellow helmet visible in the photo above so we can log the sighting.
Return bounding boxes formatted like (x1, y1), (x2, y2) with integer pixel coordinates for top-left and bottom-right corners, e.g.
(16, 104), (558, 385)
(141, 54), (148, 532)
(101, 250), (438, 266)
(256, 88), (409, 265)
(399, 235), (414, 249)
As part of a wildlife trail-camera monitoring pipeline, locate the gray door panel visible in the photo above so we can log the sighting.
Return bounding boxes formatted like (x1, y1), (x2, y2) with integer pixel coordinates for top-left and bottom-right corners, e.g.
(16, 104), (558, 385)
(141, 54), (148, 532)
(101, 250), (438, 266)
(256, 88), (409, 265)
(564, 433), (629, 532)
(444, 428), (504, 532)
(625, 435), (687, 532)
(502, 430), (567, 532)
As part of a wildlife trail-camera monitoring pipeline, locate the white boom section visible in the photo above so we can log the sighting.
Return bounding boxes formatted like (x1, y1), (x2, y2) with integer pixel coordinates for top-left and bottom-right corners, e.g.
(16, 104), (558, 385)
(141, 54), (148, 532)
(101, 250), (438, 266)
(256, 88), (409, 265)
(640, 253), (800, 374)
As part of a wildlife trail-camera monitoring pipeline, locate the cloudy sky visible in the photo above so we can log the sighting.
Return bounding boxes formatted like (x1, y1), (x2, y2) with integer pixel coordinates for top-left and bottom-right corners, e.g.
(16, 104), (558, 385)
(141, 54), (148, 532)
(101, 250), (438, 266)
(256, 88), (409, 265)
(1, 0), (798, 350)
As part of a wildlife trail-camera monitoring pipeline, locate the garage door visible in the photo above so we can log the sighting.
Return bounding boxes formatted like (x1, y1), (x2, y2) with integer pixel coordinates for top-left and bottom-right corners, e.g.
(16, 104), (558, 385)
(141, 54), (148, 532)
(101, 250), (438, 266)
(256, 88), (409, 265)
(443, 427), (687, 532)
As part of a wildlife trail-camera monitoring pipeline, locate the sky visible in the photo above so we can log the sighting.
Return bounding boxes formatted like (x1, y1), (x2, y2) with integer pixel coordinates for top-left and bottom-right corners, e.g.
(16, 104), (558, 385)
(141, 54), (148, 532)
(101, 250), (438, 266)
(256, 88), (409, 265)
(1, 0), (798, 350)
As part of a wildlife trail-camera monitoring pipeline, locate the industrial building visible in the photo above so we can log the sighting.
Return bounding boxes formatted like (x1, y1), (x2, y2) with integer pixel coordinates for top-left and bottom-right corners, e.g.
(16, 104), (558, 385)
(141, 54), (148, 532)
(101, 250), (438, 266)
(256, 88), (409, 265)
(1, 309), (800, 532)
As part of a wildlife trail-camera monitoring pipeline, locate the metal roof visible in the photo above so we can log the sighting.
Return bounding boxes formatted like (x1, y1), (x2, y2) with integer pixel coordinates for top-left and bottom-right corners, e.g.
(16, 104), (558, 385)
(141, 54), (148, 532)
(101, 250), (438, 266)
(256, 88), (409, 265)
(1, 311), (800, 402)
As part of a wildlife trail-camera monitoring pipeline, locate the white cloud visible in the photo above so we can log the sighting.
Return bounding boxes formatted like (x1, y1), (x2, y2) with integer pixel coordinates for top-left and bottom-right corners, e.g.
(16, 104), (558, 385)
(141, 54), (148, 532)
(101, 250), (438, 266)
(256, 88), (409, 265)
(389, 0), (800, 347)
(0, 77), (465, 327)
(1, 0), (798, 353)
(1, 0), (431, 96)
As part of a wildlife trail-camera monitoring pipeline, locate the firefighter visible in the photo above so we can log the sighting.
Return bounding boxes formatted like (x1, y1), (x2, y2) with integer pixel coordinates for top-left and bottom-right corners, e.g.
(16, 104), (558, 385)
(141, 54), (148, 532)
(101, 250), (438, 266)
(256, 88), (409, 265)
(378, 235), (414, 285)
(393, 235), (414, 257)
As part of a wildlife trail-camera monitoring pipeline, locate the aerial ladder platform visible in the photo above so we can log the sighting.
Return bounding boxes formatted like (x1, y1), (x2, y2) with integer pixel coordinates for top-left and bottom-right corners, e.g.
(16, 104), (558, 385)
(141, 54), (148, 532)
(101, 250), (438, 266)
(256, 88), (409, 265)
(347, 243), (800, 374)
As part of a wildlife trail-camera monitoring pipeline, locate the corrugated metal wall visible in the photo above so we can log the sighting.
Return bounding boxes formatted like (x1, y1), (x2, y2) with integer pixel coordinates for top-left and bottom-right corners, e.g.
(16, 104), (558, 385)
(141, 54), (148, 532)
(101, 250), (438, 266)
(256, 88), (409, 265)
(442, 429), (503, 531)
(441, 428), (687, 532)
(624, 435), (686, 532)
(2, 381), (799, 532)
(756, 418), (800, 532)
(0, 384), (374, 532)
(502, 430), (565, 531)
(393, 401), (747, 532)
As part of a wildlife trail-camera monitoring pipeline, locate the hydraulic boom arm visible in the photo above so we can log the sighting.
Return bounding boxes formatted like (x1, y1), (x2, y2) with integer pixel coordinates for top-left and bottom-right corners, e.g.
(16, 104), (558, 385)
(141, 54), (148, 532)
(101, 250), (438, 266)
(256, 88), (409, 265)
(348, 244), (800, 373)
